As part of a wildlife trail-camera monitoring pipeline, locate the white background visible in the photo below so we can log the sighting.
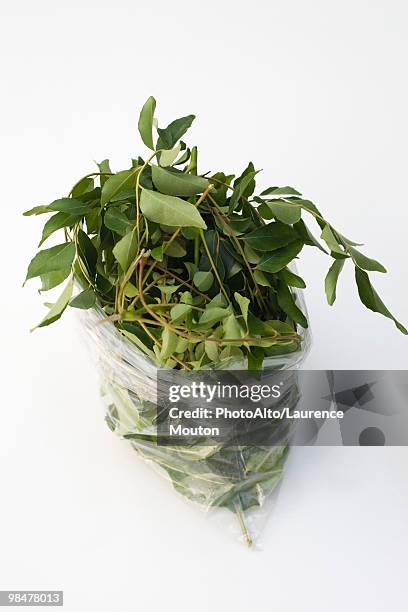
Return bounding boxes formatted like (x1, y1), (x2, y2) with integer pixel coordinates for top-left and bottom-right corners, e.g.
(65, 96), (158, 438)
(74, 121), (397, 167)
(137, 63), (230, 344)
(1, 1), (407, 610)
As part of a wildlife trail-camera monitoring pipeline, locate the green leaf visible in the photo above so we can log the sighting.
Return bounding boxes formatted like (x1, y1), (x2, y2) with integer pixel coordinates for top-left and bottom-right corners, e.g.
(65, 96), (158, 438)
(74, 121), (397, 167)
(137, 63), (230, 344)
(207, 292), (227, 308)
(47, 197), (92, 216)
(159, 284), (180, 298)
(39, 212), (80, 246)
(23, 205), (51, 216)
(234, 292), (250, 327)
(348, 246), (386, 273)
(71, 177), (94, 198)
(279, 268), (306, 289)
(228, 170), (259, 213)
(175, 337), (189, 354)
(159, 144), (181, 167)
(77, 229), (97, 279)
(138, 96), (156, 150)
(160, 327), (178, 360)
(157, 115), (195, 150)
(244, 243), (261, 264)
(204, 340), (219, 363)
(355, 267), (407, 334)
(165, 241), (186, 258)
(223, 314), (243, 339)
(199, 307), (230, 326)
(337, 232), (363, 247)
(25, 243), (76, 281)
(112, 228), (138, 272)
(193, 270), (214, 291)
(101, 169), (139, 206)
(121, 329), (156, 361)
(321, 225), (344, 254)
(140, 188), (206, 229)
(104, 207), (131, 235)
(277, 282), (308, 328)
(69, 288), (96, 309)
(151, 165), (209, 196)
(248, 346), (264, 370)
(123, 282), (138, 297)
(325, 259), (344, 305)
(39, 270), (69, 292)
(170, 303), (192, 323)
(294, 219), (327, 253)
(151, 245), (164, 261)
(244, 222), (298, 251)
(256, 241), (303, 273)
(264, 320), (296, 335)
(261, 186), (302, 196)
(97, 159), (112, 186)
(253, 270), (271, 287)
(267, 200), (301, 225)
(257, 202), (274, 220)
(32, 278), (74, 329)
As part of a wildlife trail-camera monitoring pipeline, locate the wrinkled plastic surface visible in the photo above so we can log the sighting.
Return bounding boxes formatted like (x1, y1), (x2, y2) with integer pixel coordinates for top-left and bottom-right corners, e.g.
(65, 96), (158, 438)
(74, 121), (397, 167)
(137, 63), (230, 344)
(79, 288), (311, 546)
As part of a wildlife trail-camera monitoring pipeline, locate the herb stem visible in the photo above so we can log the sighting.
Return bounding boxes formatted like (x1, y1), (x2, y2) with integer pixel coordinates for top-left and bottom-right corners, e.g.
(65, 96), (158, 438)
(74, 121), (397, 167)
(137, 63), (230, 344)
(233, 500), (252, 547)
(199, 229), (230, 303)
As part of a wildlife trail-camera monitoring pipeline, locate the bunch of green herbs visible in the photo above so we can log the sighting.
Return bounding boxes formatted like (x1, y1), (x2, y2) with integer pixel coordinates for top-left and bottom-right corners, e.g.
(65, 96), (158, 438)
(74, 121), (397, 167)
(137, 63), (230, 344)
(24, 97), (406, 545)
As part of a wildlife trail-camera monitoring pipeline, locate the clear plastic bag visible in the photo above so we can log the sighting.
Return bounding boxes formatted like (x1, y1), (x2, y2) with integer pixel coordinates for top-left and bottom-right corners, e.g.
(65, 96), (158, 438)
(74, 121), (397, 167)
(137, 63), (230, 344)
(78, 286), (311, 547)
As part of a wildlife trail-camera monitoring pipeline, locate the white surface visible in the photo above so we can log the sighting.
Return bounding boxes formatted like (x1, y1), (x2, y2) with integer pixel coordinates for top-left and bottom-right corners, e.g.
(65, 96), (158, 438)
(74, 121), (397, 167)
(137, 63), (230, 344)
(0, 1), (407, 610)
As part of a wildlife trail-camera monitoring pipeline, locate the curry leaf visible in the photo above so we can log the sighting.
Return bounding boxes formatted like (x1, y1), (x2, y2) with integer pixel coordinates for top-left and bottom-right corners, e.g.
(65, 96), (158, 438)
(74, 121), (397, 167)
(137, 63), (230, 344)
(268, 200), (302, 225)
(160, 327), (178, 360)
(261, 186), (302, 196)
(159, 144), (181, 167)
(151, 165), (209, 196)
(77, 229), (97, 279)
(279, 268), (306, 289)
(23, 205), (52, 216)
(228, 170), (259, 213)
(193, 271), (214, 291)
(138, 96), (156, 150)
(104, 207), (131, 235)
(140, 188), (206, 229)
(256, 241), (303, 273)
(199, 307), (230, 326)
(223, 314), (243, 339)
(25, 243), (76, 281)
(97, 159), (112, 186)
(101, 169), (139, 206)
(355, 268), (407, 334)
(39, 212), (81, 246)
(234, 292), (250, 327)
(47, 197), (92, 216)
(170, 303), (192, 323)
(244, 222), (298, 251)
(112, 228), (138, 272)
(320, 224), (344, 254)
(325, 259), (344, 305)
(348, 246), (386, 273)
(69, 288), (96, 309)
(157, 115), (195, 150)
(39, 270), (70, 292)
(276, 281), (308, 328)
(32, 278), (74, 329)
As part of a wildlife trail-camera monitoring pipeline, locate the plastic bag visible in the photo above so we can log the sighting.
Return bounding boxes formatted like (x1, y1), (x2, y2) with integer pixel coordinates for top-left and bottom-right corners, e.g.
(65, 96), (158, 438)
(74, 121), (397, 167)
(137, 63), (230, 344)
(78, 286), (311, 547)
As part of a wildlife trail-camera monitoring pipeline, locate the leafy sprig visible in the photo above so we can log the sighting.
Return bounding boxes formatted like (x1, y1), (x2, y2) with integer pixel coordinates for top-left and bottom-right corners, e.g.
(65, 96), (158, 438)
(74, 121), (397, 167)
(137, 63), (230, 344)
(24, 96), (406, 346)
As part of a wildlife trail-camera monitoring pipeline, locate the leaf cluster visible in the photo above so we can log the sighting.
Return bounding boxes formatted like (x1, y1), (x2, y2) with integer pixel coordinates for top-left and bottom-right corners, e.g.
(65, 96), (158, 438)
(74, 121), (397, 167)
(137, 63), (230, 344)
(24, 98), (406, 346)
(24, 97), (407, 544)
